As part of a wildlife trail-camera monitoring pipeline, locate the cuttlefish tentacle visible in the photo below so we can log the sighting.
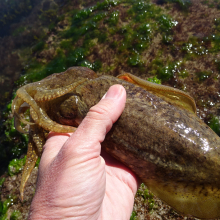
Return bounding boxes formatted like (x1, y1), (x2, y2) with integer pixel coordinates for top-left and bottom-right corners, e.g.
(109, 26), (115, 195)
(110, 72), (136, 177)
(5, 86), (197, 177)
(34, 79), (87, 102)
(14, 102), (33, 134)
(16, 86), (43, 121)
(12, 96), (35, 126)
(12, 96), (35, 133)
(20, 140), (38, 201)
(16, 85), (77, 132)
(30, 106), (77, 133)
(20, 119), (77, 200)
(117, 73), (196, 114)
(20, 120), (46, 201)
(14, 115), (28, 134)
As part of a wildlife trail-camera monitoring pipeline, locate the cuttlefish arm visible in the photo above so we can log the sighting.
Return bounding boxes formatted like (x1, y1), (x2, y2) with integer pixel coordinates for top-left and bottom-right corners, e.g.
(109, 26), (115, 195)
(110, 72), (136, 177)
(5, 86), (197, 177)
(117, 73), (196, 114)
(20, 116), (46, 201)
(12, 96), (35, 134)
(14, 85), (77, 133)
(20, 108), (77, 200)
(20, 139), (39, 201)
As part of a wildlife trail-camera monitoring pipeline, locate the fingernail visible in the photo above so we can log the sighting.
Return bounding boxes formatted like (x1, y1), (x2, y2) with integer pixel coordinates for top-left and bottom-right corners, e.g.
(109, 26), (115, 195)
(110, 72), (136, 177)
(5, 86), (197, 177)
(102, 85), (123, 100)
(102, 92), (107, 99)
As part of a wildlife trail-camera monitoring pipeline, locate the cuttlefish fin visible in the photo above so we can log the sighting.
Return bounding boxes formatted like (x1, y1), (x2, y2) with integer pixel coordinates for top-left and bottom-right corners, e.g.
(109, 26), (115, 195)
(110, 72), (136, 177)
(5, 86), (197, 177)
(117, 72), (196, 114)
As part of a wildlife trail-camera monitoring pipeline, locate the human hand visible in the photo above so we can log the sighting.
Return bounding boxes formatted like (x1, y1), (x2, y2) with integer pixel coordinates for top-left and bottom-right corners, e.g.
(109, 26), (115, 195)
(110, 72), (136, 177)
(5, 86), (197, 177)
(28, 85), (139, 220)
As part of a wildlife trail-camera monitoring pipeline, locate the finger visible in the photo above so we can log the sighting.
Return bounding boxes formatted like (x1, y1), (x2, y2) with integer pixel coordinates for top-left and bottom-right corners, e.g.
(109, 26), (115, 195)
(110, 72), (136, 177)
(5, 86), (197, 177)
(39, 132), (72, 170)
(58, 84), (126, 163)
(101, 149), (140, 195)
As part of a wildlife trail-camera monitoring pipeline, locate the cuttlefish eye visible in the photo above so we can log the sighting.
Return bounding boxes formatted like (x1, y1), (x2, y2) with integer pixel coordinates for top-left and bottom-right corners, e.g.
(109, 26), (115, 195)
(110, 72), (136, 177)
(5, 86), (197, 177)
(57, 94), (83, 127)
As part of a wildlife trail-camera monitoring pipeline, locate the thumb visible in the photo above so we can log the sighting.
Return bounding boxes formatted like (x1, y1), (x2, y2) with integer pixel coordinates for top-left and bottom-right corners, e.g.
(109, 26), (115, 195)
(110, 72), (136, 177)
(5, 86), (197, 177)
(63, 84), (126, 158)
(51, 84), (126, 166)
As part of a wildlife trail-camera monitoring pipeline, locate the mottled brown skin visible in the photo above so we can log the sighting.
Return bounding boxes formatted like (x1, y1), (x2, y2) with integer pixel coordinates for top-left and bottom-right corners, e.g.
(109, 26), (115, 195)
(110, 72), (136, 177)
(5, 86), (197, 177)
(77, 76), (220, 219)
(12, 67), (220, 219)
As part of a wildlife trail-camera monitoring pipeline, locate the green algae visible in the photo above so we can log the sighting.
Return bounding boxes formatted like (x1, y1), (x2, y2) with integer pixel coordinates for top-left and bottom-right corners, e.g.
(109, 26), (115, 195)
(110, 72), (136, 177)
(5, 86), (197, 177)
(162, 34), (173, 44)
(128, 54), (143, 66)
(196, 71), (212, 82)
(208, 115), (220, 136)
(0, 200), (7, 220)
(157, 62), (178, 81)
(158, 65), (174, 81)
(0, 105), (28, 175)
(35, 158), (40, 168)
(62, 8), (108, 42)
(17, 0), (183, 85)
(151, 60), (188, 81)
(73, 8), (94, 23)
(8, 156), (26, 176)
(0, 177), (5, 187)
(147, 76), (161, 84)
(144, 189), (155, 210)
(60, 40), (72, 49)
(181, 40), (209, 57)
(165, 0), (192, 11)
(10, 210), (22, 220)
(137, 183), (155, 211)
(4, 118), (17, 140)
(127, 0), (177, 57)
(80, 60), (93, 69)
(130, 23), (152, 52)
(106, 10), (119, 26)
(157, 14), (177, 33)
(32, 41), (45, 53)
(96, 0), (119, 10)
(130, 211), (137, 220)
(0, 195), (17, 220)
(16, 45), (102, 86)
(15, 1), (126, 85)
(178, 69), (189, 78)
(211, 35), (220, 53)
(129, 1), (161, 22)
(66, 48), (86, 66)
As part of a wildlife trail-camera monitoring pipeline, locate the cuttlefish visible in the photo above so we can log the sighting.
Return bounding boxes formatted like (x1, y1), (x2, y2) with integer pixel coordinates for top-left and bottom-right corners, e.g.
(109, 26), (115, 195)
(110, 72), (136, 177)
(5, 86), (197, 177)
(12, 66), (220, 219)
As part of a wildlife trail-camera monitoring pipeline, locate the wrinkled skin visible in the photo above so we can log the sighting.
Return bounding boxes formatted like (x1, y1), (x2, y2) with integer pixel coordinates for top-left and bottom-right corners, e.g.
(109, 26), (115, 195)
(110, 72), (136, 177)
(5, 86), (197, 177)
(12, 67), (220, 219)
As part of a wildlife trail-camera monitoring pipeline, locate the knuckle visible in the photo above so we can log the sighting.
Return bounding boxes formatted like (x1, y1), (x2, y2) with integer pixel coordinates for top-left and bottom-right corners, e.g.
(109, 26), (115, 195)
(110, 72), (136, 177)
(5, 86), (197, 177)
(87, 101), (113, 121)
